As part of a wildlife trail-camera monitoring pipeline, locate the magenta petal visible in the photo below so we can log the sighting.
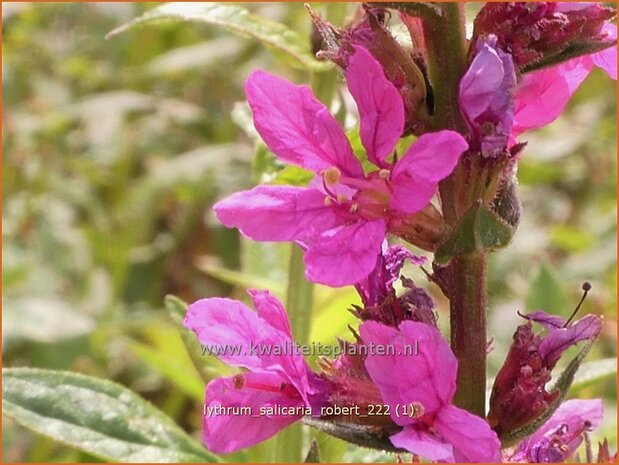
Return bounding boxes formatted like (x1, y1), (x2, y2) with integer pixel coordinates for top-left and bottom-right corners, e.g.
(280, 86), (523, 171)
(512, 59), (592, 137)
(356, 245), (425, 306)
(360, 320), (457, 419)
(435, 405), (501, 463)
(592, 23), (617, 79)
(392, 130), (468, 182)
(184, 297), (286, 370)
(203, 374), (301, 454)
(214, 185), (339, 242)
(304, 219), (386, 286)
(539, 314), (602, 366)
(535, 398), (604, 438)
(512, 399), (604, 462)
(390, 427), (454, 462)
(389, 175), (437, 214)
(398, 321), (458, 405)
(358, 321), (407, 423)
(246, 70), (363, 177)
(521, 310), (566, 329)
(459, 36), (516, 157)
(460, 39), (510, 120)
(248, 289), (292, 338)
(346, 45), (404, 167)
(184, 296), (313, 397)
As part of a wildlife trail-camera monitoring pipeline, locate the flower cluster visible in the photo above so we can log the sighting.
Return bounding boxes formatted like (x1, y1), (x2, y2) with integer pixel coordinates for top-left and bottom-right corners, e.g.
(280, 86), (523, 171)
(185, 2), (616, 463)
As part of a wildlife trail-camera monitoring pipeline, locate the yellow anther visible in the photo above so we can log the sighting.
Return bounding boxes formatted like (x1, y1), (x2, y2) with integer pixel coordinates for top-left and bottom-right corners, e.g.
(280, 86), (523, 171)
(378, 169), (390, 179)
(324, 196), (333, 207)
(337, 193), (347, 203)
(323, 166), (341, 186)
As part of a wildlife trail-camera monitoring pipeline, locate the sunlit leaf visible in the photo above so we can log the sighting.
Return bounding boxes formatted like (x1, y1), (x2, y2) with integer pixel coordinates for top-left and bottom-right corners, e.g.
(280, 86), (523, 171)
(127, 340), (204, 401)
(2, 368), (217, 462)
(107, 3), (329, 71)
(195, 258), (285, 296)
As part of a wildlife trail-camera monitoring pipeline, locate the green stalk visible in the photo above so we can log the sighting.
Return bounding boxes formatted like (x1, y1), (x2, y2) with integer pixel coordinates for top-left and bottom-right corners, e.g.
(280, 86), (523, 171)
(273, 4), (348, 461)
(424, 3), (488, 418)
(272, 246), (314, 463)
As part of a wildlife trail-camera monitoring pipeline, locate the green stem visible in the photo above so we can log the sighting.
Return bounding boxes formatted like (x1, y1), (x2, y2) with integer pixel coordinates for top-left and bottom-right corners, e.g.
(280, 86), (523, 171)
(274, 5), (348, 461)
(273, 245), (314, 463)
(424, 4), (488, 417)
(285, 244), (314, 345)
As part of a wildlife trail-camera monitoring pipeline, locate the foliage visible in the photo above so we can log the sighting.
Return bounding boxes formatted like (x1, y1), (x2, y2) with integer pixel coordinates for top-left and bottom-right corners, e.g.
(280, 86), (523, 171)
(2, 2), (616, 462)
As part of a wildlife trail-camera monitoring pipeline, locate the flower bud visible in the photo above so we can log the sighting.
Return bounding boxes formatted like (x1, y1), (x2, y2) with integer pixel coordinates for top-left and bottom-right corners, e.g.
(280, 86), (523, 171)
(473, 2), (616, 73)
(308, 5), (430, 135)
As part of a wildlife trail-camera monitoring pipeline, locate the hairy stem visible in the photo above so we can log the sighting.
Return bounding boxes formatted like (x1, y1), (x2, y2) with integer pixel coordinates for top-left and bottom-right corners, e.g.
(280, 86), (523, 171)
(449, 254), (488, 417)
(424, 3), (488, 417)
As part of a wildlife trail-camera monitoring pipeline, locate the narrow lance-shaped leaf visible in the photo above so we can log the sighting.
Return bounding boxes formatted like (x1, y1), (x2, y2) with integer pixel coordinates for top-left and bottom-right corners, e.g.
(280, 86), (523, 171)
(2, 368), (217, 463)
(165, 294), (216, 384)
(106, 3), (329, 72)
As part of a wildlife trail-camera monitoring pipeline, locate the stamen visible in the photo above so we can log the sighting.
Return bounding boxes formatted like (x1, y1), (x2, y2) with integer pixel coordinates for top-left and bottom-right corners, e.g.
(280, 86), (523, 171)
(232, 374), (245, 389)
(408, 401), (425, 419)
(324, 196), (333, 207)
(378, 169), (390, 179)
(323, 166), (341, 186)
(349, 203), (359, 213)
(337, 193), (347, 203)
(563, 282), (591, 327)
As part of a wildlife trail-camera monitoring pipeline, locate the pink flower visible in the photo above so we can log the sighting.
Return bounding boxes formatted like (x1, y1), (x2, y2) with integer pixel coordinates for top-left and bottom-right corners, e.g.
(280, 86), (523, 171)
(354, 245), (424, 308)
(359, 320), (501, 462)
(472, 2), (616, 70)
(488, 310), (602, 437)
(506, 399), (604, 463)
(512, 24), (617, 138)
(459, 35), (517, 158)
(352, 245), (437, 327)
(214, 45), (468, 287)
(184, 289), (327, 454)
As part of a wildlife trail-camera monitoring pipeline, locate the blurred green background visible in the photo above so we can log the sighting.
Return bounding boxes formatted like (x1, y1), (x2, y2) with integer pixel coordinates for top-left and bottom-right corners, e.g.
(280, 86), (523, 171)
(2, 2), (616, 462)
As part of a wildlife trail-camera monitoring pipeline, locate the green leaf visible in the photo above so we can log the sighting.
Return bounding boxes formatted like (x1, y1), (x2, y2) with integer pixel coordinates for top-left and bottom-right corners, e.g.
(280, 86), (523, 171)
(127, 340), (204, 401)
(435, 202), (515, 264)
(165, 294), (190, 326)
(195, 258), (285, 296)
(274, 245), (315, 462)
(273, 166), (314, 186)
(165, 295), (220, 384)
(526, 263), (570, 315)
(107, 3), (329, 71)
(570, 358), (617, 393)
(2, 368), (216, 463)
